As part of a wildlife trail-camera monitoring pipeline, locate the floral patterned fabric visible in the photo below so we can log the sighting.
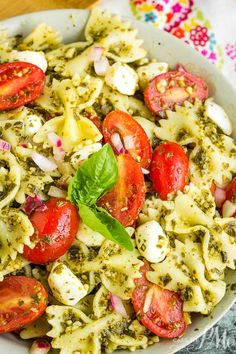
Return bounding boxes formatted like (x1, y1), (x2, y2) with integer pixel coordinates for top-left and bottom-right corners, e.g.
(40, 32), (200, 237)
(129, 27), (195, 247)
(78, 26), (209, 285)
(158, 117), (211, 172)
(101, 0), (236, 87)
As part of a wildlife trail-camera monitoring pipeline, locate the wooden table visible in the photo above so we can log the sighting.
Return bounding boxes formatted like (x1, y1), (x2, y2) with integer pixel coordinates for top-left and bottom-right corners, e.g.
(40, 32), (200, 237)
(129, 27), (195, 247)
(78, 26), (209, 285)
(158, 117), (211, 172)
(0, 0), (100, 20)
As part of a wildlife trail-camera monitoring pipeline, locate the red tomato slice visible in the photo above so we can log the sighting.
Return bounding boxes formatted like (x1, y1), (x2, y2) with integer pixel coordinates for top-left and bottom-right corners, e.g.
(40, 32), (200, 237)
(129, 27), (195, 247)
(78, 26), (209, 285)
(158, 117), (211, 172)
(0, 276), (47, 333)
(226, 177), (236, 203)
(98, 154), (146, 227)
(0, 62), (45, 111)
(144, 70), (208, 114)
(103, 110), (152, 169)
(24, 198), (80, 264)
(132, 263), (186, 338)
(225, 177), (236, 217)
(150, 142), (189, 200)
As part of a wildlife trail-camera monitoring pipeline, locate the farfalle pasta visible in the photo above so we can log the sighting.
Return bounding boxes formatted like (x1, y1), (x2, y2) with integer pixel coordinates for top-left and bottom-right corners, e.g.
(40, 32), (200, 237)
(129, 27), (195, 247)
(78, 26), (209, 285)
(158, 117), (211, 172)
(0, 6), (235, 354)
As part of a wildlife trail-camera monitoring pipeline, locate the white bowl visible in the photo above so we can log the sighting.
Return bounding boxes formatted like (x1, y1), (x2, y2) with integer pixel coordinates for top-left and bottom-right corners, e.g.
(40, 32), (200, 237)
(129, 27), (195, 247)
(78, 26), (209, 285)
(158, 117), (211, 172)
(0, 9), (236, 354)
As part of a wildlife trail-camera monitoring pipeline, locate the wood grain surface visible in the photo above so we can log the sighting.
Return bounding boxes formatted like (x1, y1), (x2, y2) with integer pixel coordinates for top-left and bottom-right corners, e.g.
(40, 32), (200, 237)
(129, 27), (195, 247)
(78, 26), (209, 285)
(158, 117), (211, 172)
(0, 0), (100, 20)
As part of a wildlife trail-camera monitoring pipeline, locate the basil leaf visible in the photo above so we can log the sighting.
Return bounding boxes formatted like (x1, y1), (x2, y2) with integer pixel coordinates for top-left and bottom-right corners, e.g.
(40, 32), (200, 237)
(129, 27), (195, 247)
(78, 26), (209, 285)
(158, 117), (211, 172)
(78, 203), (133, 251)
(68, 144), (118, 206)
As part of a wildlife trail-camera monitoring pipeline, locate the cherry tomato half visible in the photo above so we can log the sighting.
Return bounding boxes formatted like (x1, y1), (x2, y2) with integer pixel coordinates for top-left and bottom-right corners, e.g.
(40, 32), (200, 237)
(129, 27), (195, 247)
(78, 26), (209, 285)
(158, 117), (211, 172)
(0, 62), (45, 111)
(225, 177), (236, 217)
(0, 276), (47, 333)
(24, 198), (80, 264)
(132, 262), (187, 338)
(144, 70), (208, 114)
(103, 110), (152, 169)
(150, 142), (189, 200)
(98, 154), (146, 227)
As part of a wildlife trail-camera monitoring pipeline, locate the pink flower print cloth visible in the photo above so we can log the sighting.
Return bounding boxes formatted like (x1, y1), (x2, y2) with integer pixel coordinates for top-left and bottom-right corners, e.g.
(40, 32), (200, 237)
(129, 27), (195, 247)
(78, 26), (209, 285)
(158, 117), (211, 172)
(101, 0), (236, 88)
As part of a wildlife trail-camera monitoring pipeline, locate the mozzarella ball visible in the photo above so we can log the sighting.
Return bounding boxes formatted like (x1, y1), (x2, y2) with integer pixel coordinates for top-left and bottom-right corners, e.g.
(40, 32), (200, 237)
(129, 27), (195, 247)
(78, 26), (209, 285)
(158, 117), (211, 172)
(105, 62), (138, 95)
(48, 262), (87, 305)
(135, 220), (169, 263)
(10, 50), (48, 72)
(205, 99), (232, 135)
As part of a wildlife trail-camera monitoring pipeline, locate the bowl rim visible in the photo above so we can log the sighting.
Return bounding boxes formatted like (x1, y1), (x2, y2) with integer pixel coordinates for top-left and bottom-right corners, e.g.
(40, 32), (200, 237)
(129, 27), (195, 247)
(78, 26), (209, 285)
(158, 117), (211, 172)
(0, 8), (236, 354)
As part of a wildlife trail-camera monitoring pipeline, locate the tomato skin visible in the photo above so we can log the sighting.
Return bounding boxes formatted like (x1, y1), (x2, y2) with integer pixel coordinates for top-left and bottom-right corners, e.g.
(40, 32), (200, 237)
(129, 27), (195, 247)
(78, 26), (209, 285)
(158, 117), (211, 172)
(103, 110), (152, 169)
(132, 263), (186, 338)
(144, 70), (208, 114)
(226, 177), (236, 202)
(225, 177), (236, 217)
(0, 276), (47, 333)
(150, 142), (189, 200)
(0, 62), (45, 111)
(24, 198), (80, 264)
(98, 154), (146, 227)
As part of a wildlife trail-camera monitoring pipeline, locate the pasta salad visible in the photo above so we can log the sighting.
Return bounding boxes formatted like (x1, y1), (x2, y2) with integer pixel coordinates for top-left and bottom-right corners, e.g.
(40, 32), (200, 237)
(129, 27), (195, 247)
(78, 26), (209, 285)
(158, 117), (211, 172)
(0, 7), (235, 354)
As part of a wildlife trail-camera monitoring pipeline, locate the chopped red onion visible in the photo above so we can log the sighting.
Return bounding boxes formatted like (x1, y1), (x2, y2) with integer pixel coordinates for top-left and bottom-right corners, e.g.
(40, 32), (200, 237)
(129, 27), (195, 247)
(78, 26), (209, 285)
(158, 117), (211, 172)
(110, 293), (128, 318)
(48, 186), (67, 198)
(141, 168), (150, 175)
(21, 142), (28, 148)
(0, 138), (11, 151)
(214, 186), (226, 208)
(32, 152), (57, 172)
(143, 287), (154, 313)
(48, 132), (63, 148)
(111, 133), (125, 154)
(94, 56), (110, 76)
(53, 146), (65, 162)
(222, 200), (236, 218)
(90, 45), (104, 62)
(176, 63), (187, 72)
(23, 195), (46, 215)
(123, 135), (135, 150)
(29, 339), (51, 354)
(48, 132), (65, 161)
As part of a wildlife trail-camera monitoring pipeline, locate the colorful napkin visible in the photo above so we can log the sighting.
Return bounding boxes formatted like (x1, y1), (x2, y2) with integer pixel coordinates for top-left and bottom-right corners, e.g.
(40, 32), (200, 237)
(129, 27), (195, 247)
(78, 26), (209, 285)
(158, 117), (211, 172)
(101, 0), (236, 88)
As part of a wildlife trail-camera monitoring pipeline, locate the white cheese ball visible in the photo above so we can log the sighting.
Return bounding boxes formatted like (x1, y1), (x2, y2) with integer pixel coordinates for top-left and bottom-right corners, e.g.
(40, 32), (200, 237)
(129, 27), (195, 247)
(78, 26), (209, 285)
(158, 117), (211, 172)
(10, 50), (48, 72)
(76, 222), (104, 247)
(24, 114), (43, 136)
(135, 220), (169, 263)
(105, 62), (138, 95)
(205, 99), (232, 135)
(137, 62), (169, 89)
(48, 262), (87, 305)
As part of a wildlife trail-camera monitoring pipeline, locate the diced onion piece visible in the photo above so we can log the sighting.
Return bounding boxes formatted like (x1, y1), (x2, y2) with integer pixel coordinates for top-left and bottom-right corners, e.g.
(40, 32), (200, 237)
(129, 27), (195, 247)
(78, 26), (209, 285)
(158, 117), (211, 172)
(111, 133), (125, 154)
(32, 152), (57, 172)
(24, 195), (45, 215)
(176, 63), (187, 72)
(94, 56), (110, 76)
(29, 339), (51, 354)
(143, 287), (154, 313)
(214, 186), (226, 208)
(90, 45), (104, 62)
(0, 138), (11, 151)
(110, 293), (128, 318)
(205, 99), (232, 135)
(48, 132), (63, 148)
(222, 200), (236, 218)
(48, 186), (67, 198)
(53, 147), (65, 162)
(141, 168), (150, 175)
(123, 135), (135, 150)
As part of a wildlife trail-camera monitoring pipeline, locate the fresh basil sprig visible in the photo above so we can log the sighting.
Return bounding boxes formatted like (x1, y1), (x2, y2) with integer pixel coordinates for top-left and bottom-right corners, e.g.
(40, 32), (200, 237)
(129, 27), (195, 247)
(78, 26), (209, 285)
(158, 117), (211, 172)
(78, 203), (133, 251)
(68, 143), (118, 206)
(68, 144), (133, 251)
